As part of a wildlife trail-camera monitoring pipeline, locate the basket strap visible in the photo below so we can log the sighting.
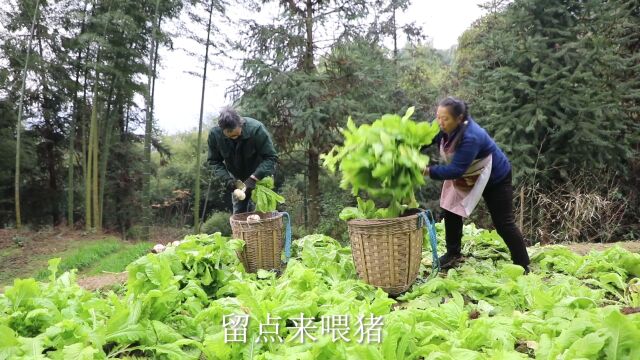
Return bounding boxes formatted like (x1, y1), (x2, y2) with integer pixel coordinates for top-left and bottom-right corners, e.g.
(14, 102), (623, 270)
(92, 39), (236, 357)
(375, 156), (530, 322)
(419, 210), (440, 276)
(281, 212), (292, 260)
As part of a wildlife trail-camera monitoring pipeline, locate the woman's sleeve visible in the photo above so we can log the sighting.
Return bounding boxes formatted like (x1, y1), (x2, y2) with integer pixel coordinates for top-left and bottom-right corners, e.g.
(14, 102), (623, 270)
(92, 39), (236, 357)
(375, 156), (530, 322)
(429, 134), (480, 180)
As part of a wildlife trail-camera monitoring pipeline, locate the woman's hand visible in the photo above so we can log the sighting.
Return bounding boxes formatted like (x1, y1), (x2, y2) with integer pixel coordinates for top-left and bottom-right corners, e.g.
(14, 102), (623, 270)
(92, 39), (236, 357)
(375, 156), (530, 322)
(422, 166), (430, 177)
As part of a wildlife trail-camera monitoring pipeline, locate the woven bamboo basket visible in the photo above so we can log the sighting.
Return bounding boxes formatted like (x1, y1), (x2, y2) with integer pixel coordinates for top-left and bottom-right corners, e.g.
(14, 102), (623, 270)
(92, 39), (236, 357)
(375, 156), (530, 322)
(230, 211), (285, 273)
(347, 212), (423, 295)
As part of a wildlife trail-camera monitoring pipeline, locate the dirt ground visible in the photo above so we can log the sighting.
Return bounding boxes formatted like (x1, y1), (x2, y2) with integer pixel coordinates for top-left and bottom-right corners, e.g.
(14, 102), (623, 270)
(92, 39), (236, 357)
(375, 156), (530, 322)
(0, 227), (112, 285)
(77, 271), (129, 291)
(0, 226), (188, 291)
(1, 227), (638, 292)
(560, 241), (640, 255)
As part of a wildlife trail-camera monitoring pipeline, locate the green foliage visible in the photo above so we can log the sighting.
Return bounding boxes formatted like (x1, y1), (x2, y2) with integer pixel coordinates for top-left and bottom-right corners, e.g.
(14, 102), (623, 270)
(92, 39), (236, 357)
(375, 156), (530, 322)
(251, 177), (285, 213)
(0, 100), (19, 226)
(323, 107), (440, 219)
(151, 132), (203, 204)
(1, 0), (636, 241)
(33, 239), (122, 280)
(452, 0), (640, 187)
(1, 225), (640, 358)
(152, 130), (234, 226)
(339, 197), (384, 221)
(0, 0), (186, 229)
(395, 45), (451, 119)
(126, 233), (245, 297)
(125, 224), (145, 240)
(201, 211), (232, 236)
(238, 36), (404, 155)
(87, 242), (154, 275)
(235, 6), (411, 227)
(448, 0), (640, 238)
(315, 175), (351, 243)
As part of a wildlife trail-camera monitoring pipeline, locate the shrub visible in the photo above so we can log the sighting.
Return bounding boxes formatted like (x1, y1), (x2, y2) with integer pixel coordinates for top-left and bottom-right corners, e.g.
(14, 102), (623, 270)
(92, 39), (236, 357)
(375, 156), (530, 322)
(202, 211), (232, 236)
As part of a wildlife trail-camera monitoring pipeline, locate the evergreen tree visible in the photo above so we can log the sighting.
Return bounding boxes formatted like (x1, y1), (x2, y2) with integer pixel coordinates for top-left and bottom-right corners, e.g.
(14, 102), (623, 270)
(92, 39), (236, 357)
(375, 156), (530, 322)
(454, 0), (639, 187)
(233, 0), (408, 228)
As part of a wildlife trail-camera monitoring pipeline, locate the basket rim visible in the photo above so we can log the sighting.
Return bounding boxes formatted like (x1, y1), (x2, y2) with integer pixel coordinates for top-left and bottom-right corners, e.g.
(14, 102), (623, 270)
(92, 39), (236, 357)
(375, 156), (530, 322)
(346, 211), (422, 227)
(230, 211), (283, 224)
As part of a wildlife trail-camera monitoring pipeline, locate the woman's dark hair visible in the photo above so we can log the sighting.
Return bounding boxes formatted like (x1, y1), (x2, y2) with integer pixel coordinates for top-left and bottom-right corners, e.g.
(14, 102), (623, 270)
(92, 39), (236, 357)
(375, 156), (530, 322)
(438, 97), (470, 150)
(438, 96), (469, 121)
(217, 106), (244, 130)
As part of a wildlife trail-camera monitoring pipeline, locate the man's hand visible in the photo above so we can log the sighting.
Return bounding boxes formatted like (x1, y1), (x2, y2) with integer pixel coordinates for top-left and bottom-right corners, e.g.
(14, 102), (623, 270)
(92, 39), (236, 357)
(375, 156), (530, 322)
(226, 179), (237, 192)
(243, 175), (258, 190)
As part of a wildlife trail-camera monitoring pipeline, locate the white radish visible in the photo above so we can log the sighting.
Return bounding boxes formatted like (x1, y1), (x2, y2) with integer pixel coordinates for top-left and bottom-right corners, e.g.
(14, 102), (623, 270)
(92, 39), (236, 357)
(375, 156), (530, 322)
(172, 240), (181, 247)
(233, 188), (246, 200)
(152, 244), (166, 253)
(247, 214), (261, 223)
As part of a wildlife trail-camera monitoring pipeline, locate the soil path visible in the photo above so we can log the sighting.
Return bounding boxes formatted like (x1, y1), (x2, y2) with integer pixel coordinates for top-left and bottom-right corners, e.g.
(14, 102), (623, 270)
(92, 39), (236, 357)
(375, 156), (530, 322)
(77, 272), (129, 291)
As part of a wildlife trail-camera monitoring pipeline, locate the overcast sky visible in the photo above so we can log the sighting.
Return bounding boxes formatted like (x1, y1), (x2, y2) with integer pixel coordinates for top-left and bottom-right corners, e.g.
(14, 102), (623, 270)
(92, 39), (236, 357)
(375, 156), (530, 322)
(153, 0), (488, 135)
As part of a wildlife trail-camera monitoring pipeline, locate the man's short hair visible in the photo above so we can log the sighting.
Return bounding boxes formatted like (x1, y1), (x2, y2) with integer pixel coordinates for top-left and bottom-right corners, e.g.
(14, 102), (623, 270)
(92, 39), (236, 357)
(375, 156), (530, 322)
(218, 106), (243, 130)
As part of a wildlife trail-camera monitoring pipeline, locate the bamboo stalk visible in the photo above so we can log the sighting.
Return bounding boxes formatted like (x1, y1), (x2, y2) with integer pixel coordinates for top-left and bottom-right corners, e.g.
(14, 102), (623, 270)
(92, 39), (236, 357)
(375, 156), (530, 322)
(14, 0), (41, 229)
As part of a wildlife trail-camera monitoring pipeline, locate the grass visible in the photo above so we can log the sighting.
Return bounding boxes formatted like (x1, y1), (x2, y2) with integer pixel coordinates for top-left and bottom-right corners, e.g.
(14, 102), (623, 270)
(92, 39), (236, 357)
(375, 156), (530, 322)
(28, 238), (153, 281)
(86, 242), (153, 275)
(0, 247), (21, 261)
(0, 227), (160, 288)
(34, 238), (123, 280)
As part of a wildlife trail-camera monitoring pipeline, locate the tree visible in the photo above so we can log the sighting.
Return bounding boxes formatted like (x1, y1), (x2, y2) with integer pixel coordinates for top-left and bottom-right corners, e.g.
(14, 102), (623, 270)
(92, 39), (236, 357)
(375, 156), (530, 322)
(368, 0), (424, 60)
(77, 0), (181, 233)
(453, 0), (639, 187)
(67, 0), (90, 227)
(395, 44), (449, 119)
(233, 0), (401, 228)
(0, 0), (183, 231)
(142, 0), (161, 240)
(184, 0), (229, 232)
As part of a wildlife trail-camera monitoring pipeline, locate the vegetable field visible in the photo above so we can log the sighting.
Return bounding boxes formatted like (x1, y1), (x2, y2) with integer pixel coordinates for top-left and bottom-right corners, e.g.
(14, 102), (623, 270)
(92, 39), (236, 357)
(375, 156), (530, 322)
(1, 224), (639, 359)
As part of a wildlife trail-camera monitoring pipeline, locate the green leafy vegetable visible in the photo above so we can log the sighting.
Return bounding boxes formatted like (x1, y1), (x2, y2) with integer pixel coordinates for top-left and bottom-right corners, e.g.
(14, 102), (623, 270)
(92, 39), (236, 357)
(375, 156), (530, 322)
(251, 176), (285, 213)
(1, 225), (639, 359)
(323, 107), (439, 219)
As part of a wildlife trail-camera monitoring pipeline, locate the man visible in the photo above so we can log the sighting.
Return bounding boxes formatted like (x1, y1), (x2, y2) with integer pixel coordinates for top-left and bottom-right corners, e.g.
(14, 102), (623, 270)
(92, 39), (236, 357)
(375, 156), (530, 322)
(207, 107), (278, 214)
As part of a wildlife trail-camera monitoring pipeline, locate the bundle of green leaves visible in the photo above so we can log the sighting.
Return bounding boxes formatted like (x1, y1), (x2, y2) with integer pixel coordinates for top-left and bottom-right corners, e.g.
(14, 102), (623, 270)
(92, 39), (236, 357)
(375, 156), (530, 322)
(251, 177), (285, 213)
(322, 107), (439, 219)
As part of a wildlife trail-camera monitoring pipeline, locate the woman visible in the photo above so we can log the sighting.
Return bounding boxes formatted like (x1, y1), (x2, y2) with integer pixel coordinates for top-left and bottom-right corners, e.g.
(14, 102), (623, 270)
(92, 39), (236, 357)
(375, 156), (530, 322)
(424, 97), (530, 273)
